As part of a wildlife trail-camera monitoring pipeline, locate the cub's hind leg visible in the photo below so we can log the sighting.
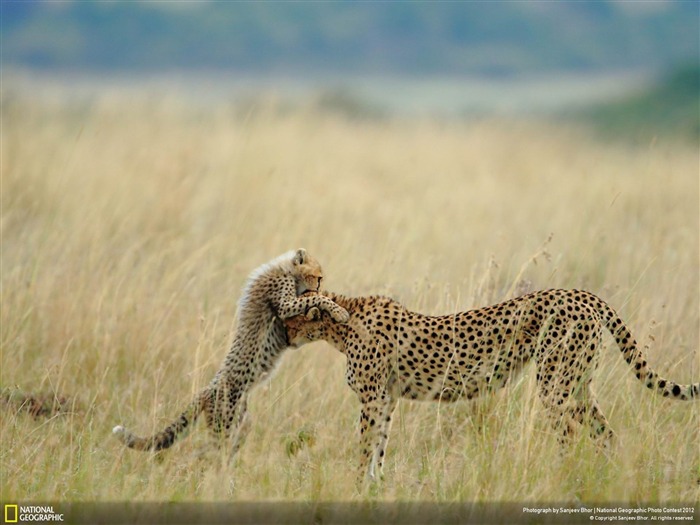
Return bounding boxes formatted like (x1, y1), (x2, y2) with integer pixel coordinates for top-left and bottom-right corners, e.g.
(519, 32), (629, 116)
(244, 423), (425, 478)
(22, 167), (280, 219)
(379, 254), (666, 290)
(202, 386), (250, 459)
(227, 395), (251, 459)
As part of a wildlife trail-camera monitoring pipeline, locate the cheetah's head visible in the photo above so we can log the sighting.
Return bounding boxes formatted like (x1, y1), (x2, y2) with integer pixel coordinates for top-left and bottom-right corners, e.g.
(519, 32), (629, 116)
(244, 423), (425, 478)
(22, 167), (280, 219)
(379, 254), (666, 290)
(285, 307), (329, 347)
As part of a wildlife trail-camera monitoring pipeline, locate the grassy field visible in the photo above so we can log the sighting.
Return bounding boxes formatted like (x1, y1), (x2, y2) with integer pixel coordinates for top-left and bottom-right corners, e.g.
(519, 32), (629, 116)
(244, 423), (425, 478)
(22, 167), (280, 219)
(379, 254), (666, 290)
(1, 93), (698, 507)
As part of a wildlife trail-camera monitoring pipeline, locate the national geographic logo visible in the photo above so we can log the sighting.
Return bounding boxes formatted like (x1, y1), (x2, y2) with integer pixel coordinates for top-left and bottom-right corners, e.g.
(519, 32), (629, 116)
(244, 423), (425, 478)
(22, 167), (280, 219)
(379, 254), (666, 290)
(4, 505), (18, 523)
(3, 505), (63, 522)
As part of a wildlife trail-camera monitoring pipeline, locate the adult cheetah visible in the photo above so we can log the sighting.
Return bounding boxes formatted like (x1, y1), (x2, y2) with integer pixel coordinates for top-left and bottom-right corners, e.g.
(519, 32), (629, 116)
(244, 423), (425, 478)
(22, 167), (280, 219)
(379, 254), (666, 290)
(284, 289), (698, 482)
(113, 249), (349, 455)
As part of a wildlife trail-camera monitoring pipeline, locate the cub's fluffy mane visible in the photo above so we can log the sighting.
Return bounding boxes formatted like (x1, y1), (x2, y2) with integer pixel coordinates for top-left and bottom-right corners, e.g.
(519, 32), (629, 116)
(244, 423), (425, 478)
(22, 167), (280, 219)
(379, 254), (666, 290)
(236, 249), (299, 312)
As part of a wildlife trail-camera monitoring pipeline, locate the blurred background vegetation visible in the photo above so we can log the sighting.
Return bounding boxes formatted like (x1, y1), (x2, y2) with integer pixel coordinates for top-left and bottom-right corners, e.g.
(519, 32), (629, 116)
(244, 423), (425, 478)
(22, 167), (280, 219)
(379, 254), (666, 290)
(579, 65), (700, 140)
(2, 1), (698, 140)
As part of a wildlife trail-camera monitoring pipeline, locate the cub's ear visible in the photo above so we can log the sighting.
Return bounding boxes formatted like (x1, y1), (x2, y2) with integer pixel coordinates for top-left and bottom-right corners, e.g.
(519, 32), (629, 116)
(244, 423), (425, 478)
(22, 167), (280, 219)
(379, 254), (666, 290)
(305, 307), (321, 321)
(293, 248), (307, 266)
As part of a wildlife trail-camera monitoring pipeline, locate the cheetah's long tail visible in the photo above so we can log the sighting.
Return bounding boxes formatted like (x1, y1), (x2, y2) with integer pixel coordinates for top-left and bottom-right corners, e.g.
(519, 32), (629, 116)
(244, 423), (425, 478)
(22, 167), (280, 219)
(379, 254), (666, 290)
(580, 290), (699, 400)
(112, 392), (206, 451)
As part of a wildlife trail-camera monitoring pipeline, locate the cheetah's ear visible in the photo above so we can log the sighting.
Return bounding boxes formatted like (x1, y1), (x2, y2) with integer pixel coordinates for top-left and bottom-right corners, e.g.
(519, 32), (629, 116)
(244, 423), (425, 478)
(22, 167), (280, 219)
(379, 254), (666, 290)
(305, 307), (321, 321)
(293, 248), (307, 266)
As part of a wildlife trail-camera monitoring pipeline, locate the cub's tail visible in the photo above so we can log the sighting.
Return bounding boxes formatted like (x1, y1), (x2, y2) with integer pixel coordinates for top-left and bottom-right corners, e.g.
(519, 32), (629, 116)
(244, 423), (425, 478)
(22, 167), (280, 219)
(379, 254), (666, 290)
(578, 290), (699, 400)
(113, 391), (207, 451)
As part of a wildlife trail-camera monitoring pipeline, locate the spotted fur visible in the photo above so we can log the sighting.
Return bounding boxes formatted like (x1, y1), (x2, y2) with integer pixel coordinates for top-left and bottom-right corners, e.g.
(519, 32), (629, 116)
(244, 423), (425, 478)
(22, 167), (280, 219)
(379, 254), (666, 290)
(285, 289), (698, 482)
(113, 249), (349, 454)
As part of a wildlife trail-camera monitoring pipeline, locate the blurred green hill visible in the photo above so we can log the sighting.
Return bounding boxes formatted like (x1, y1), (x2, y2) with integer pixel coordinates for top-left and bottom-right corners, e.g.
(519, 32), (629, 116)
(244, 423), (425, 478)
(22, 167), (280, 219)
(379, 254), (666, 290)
(2, 1), (698, 75)
(581, 65), (699, 141)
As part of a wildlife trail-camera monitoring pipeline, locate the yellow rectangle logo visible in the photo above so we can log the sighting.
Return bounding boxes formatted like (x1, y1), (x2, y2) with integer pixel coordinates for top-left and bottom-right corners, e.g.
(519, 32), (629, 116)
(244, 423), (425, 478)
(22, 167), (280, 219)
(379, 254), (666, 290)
(4, 504), (18, 523)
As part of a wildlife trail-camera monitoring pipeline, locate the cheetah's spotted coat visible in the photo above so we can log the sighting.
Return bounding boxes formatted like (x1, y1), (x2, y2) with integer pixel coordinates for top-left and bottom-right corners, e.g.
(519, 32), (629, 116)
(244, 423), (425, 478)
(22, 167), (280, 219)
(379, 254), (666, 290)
(285, 289), (699, 482)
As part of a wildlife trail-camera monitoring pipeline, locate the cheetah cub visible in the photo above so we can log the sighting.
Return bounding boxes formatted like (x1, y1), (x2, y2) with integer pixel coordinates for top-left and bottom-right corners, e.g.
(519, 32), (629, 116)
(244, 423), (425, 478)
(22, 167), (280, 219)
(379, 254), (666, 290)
(113, 249), (349, 455)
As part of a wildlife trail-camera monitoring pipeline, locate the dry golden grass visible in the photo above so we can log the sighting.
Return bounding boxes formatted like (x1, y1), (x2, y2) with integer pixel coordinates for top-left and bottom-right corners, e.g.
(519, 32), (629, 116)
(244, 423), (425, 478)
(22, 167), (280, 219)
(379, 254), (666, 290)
(1, 94), (698, 504)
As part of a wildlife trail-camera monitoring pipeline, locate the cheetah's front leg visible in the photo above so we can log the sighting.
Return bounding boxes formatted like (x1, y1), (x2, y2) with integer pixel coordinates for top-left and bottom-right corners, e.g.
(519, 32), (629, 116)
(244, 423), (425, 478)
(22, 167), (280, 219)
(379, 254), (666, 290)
(357, 395), (398, 486)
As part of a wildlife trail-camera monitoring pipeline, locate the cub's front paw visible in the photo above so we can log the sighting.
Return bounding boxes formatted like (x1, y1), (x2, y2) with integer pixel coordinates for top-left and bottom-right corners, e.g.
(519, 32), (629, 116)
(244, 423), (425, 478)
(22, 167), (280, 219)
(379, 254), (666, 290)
(332, 307), (350, 324)
(305, 307), (322, 321)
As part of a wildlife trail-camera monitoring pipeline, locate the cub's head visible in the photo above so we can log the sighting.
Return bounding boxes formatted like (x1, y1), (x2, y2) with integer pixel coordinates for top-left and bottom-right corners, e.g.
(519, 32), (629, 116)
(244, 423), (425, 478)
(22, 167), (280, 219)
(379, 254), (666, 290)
(290, 248), (323, 294)
(285, 307), (329, 347)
